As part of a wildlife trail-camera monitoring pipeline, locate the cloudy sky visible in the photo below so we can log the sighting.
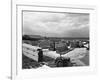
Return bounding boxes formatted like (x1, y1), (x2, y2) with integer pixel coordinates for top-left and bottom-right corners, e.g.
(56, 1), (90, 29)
(23, 11), (89, 37)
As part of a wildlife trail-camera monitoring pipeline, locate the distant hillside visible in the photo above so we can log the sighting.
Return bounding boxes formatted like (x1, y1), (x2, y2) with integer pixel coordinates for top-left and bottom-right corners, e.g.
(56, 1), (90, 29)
(45, 37), (89, 40)
(22, 35), (89, 41)
(22, 35), (43, 40)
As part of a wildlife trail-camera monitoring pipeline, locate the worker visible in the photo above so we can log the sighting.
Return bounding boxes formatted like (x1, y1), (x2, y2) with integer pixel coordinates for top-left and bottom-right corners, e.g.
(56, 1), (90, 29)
(53, 41), (56, 51)
(37, 49), (43, 62)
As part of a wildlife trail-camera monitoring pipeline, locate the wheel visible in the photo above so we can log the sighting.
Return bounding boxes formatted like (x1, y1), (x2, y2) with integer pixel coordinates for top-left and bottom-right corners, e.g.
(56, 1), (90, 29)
(56, 60), (63, 67)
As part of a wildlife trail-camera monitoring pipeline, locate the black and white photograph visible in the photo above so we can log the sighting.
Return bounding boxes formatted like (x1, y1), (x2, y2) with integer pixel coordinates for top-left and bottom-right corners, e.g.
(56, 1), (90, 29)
(22, 11), (90, 69)
(8, 0), (98, 79)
